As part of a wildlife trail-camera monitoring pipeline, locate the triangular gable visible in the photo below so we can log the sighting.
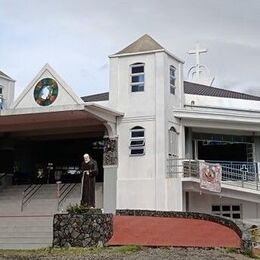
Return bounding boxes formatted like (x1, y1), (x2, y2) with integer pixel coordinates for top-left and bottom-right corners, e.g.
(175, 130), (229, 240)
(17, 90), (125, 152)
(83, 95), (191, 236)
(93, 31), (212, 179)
(13, 64), (83, 109)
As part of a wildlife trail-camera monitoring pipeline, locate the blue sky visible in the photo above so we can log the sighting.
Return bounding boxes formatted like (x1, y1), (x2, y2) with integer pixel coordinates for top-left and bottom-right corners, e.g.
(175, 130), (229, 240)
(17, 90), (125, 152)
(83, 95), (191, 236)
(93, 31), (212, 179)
(1, 0), (260, 98)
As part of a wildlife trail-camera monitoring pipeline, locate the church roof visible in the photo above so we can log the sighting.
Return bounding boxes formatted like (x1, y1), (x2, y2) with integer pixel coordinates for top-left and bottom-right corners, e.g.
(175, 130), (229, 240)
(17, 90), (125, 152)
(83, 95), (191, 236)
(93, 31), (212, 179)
(114, 34), (164, 55)
(0, 71), (14, 81)
(81, 92), (109, 102)
(81, 82), (260, 102)
(184, 81), (260, 101)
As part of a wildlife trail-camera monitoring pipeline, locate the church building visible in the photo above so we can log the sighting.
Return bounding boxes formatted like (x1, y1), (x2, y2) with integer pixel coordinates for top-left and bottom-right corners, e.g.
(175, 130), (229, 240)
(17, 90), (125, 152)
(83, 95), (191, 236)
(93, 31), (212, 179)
(1, 34), (260, 225)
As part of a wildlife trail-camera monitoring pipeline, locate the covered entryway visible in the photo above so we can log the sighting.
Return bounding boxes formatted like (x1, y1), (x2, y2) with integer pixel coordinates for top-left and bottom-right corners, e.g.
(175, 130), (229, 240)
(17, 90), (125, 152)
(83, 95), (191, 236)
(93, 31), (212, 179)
(0, 108), (109, 184)
(0, 104), (121, 213)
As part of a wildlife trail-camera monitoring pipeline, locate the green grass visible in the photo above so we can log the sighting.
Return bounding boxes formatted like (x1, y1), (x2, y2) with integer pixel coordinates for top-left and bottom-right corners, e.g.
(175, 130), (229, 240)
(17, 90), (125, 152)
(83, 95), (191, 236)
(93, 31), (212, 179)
(0, 245), (142, 258)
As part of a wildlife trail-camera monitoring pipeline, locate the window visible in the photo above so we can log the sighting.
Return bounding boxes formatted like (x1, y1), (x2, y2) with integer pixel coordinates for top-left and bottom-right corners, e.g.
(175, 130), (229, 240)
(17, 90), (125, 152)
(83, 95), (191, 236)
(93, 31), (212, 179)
(0, 87), (3, 110)
(129, 126), (145, 156)
(212, 204), (241, 219)
(130, 63), (144, 92)
(170, 65), (176, 95)
(168, 127), (178, 157)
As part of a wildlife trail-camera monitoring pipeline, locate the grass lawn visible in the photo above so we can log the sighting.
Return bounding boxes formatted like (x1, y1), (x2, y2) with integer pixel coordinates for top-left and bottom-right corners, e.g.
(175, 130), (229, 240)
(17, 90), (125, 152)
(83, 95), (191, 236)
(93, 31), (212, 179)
(0, 245), (142, 258)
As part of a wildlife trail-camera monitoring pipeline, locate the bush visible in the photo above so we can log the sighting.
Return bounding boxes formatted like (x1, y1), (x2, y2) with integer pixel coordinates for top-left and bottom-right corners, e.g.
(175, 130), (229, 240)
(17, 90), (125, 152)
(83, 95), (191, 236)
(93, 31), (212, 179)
(66, 204), (102, 214)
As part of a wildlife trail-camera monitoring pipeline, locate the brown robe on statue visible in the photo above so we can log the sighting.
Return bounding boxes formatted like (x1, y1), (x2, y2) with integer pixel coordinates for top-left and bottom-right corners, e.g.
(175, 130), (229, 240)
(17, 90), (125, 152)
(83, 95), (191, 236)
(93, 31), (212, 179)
(80, 159), (98, 207)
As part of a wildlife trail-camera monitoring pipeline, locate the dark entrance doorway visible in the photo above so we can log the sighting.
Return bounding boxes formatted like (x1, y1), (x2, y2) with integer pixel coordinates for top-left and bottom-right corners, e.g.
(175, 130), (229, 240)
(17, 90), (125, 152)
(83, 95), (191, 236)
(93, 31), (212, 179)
(0, 137), (104, 185)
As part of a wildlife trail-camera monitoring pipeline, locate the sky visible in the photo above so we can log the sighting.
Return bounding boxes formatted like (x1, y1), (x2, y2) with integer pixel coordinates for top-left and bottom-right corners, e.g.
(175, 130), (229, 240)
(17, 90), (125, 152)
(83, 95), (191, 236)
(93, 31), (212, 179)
(1, 0), (260, 98)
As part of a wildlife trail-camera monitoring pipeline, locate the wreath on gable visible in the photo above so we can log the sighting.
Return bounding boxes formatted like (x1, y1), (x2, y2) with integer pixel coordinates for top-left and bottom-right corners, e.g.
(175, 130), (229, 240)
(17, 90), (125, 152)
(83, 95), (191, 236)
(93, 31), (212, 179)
(34, 78), (59, 106)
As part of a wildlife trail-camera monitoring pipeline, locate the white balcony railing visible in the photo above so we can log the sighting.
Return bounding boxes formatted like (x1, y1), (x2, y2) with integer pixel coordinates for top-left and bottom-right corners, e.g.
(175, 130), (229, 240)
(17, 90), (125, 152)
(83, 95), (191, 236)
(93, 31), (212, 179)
(167, 158), (260, 191)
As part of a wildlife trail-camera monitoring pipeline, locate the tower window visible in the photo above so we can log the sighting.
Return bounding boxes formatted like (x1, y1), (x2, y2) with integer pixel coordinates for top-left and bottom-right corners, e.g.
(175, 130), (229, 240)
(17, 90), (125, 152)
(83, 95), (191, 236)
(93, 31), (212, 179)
(0, 87), (3, 110)
(168, 127), (178, 157)
(129, 126), (145, 156)
(170, 65), (176, 95)
(130, 63), (144, 92)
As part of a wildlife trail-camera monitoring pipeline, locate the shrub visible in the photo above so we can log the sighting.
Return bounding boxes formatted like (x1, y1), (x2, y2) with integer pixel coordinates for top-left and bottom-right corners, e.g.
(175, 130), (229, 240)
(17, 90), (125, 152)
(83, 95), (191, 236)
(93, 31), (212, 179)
(66, 203), (102, 214)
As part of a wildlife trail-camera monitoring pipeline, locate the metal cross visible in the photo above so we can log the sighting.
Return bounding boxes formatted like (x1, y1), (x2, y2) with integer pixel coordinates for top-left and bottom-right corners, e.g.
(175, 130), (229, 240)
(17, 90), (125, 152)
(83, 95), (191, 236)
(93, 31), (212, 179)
(240, 164), (249, 181)
(188, 42), (208, 81)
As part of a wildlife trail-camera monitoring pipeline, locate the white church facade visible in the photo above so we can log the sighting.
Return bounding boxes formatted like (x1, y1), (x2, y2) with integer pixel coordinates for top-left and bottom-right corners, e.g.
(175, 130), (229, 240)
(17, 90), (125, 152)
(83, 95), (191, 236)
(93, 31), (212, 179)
(1, 35), (260, 225)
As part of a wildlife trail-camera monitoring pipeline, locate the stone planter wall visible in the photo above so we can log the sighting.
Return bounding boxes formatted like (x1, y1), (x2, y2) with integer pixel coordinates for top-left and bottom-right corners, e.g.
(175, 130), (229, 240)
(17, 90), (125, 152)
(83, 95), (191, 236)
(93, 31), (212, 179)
(116, 209), (252, 252)
(53, 213), (113, 247)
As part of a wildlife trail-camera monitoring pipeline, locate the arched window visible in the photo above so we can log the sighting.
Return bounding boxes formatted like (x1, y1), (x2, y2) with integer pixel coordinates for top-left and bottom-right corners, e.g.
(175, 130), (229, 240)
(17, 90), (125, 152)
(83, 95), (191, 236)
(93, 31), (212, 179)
(129, 126), (145, 156)
(168, 127), (178, 157)
(170, 65), (176, 95)
(0, 85), (3, 110)
(130, 63), (144, 92)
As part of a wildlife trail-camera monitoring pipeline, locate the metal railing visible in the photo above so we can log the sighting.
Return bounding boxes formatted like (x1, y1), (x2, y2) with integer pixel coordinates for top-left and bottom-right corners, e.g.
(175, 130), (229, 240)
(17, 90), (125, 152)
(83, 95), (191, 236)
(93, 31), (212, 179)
(21, 184), (42, 211)
(167, 158), (260, 191)
(57, 183), (77, 212)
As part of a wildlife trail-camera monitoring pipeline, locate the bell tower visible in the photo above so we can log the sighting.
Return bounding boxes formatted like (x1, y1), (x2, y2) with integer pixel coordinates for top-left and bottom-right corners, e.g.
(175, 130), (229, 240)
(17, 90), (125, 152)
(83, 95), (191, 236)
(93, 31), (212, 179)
(0, 71), (15, 109)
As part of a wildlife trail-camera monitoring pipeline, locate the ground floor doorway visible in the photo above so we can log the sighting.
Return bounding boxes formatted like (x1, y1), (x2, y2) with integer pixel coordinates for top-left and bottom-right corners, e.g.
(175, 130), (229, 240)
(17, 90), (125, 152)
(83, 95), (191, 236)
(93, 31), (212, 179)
(0, 136), (104, 185)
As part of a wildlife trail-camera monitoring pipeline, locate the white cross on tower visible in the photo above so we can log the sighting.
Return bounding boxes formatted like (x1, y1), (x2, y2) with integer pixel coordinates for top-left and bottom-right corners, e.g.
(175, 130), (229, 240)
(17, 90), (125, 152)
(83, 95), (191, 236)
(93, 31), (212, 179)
(188, 42), (208, 82)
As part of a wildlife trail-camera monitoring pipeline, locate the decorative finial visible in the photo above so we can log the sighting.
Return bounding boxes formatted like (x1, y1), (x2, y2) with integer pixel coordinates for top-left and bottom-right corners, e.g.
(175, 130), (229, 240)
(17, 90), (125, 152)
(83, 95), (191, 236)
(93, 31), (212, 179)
(187, 42), (214, 86)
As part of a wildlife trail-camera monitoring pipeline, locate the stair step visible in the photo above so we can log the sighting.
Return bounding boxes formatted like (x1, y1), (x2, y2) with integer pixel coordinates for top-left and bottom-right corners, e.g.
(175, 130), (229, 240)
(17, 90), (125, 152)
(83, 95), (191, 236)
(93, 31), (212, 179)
(0, 237), (52, 243)
(0, 226), (52, 232)
(0, 243), (51, 249)
(0, 232), (52, 238)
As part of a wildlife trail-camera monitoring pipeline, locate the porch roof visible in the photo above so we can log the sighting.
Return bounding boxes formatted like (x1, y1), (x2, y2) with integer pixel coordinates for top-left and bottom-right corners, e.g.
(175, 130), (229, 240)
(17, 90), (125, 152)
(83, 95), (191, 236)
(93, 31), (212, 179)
(174, 108), (260, 132)
(0, 103), (123, 139)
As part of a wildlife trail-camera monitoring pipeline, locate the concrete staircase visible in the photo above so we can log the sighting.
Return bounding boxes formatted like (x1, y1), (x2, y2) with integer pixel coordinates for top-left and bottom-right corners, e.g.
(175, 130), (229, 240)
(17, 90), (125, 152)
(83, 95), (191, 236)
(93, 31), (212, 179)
(0, 183), (103, 249)
(0, 216), (53, 249)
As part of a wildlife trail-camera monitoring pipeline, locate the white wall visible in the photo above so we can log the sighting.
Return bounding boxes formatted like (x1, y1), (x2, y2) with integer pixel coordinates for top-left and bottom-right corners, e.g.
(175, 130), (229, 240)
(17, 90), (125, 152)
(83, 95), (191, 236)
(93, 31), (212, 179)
(185, 94), (260, 112)
(110, 50), (184, 211)
(188, 191), (260, 224)
(0, 76), (15, 109)
(14, 69), (81, 109)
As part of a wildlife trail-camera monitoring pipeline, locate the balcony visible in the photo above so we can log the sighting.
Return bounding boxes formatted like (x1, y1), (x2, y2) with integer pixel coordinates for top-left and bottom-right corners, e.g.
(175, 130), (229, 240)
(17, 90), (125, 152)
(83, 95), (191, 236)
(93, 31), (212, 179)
(167, 158), (260, 191)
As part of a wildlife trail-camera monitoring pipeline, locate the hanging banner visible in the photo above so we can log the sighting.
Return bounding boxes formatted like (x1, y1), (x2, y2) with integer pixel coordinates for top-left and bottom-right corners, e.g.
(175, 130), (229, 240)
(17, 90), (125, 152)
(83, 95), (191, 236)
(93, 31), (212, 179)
(199, 162), (222, 192)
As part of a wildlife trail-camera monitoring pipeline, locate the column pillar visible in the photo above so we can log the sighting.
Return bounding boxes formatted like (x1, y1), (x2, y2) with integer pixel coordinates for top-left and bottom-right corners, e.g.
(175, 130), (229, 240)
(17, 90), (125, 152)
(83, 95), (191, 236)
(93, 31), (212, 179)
(103, 137), (118, 213)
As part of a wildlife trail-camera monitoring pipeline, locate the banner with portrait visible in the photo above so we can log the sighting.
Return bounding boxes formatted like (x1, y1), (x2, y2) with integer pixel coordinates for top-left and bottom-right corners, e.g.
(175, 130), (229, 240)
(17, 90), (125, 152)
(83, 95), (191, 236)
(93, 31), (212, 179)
(199, 162), (222, 192)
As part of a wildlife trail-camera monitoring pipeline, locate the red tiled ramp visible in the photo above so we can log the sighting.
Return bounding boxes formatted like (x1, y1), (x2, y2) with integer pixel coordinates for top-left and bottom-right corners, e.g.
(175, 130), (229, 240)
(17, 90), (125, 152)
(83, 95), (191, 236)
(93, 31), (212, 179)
(107, 216), (241, 248)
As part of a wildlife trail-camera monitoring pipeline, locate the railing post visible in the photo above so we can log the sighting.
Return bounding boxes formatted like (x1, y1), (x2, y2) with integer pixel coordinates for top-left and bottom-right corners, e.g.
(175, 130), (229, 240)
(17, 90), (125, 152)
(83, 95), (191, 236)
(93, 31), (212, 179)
(56, 181), (61, 212)
(189, 160), (191, 177)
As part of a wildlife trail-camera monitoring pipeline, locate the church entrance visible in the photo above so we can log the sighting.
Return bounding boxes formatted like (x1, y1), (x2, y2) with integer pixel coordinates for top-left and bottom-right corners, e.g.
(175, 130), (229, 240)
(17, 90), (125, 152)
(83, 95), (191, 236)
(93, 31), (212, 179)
(0, 137), (104, 185)
(0, 109), (109, 186)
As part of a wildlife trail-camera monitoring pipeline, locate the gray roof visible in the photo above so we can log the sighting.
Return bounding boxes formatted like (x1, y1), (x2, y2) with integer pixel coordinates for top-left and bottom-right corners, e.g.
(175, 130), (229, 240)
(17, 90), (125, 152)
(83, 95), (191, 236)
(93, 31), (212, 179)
(81, 82), (260, 102)
(184, 81), (260, 101)
(0, 71), (14, 80)
(114, 34), (164, 55)
(81, 92), (109, 102)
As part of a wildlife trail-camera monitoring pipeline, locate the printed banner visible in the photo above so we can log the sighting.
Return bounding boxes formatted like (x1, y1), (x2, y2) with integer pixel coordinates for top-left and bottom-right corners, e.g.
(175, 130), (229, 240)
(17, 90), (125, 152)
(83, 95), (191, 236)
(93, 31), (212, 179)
(199, 162), (222, 192)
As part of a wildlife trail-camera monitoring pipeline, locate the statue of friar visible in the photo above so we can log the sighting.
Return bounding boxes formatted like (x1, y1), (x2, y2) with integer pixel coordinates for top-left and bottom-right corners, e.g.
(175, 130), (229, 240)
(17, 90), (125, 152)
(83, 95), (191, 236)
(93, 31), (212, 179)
(80, 154), (98, 208)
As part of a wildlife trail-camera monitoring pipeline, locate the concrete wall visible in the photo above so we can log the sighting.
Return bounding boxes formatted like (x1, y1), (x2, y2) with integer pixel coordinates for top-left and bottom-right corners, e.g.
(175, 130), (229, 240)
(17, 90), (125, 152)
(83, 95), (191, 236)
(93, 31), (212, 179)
(110, 51), (184, 211)
(16, 70), (76, 109)
(185, 94), (260, 112)
(103, 166), (117, 213)
(188, 191), (260, 225)
(0, 76), (15, 109)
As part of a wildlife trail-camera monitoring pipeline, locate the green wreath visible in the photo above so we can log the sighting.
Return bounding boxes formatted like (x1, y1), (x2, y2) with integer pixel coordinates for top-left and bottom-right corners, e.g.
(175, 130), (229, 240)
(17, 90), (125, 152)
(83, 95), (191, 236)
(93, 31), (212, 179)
(34, 78), (58, 106)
